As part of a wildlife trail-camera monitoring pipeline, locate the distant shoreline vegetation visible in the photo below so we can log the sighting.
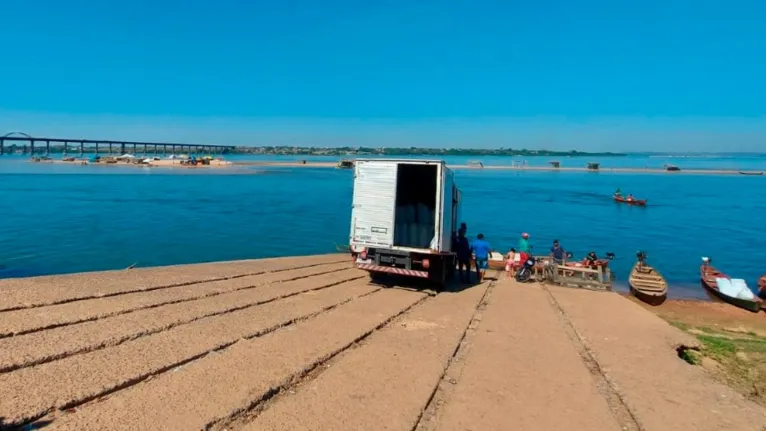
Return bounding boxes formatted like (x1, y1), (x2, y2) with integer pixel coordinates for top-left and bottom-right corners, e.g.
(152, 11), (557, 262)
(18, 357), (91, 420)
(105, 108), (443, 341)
(231, 146), (627, 157)
(1, 143), (624, 157)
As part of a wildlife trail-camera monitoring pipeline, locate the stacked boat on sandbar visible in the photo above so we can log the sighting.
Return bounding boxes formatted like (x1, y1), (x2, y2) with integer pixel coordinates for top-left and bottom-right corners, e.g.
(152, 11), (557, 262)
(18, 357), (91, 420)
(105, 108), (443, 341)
(700, 257), (763, 313)
(623, 254), (764, 314)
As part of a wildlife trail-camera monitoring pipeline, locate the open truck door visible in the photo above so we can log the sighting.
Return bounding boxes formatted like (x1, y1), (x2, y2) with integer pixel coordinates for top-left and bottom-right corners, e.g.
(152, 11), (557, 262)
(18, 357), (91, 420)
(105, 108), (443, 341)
(349, 159), (460, 290)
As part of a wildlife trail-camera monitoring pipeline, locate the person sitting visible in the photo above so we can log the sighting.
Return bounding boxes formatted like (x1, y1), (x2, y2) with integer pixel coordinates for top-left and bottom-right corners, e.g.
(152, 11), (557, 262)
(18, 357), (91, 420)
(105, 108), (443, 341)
(614, 188), (622, 198)
(626, 194), (635, 202)
(517, 250), (531, 271)
(583, 251), (599, 268)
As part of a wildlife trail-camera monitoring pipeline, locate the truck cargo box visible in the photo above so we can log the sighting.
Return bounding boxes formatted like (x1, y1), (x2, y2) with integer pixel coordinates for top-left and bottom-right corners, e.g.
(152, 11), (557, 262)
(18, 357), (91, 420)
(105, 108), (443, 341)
(349, 159), (461, 287)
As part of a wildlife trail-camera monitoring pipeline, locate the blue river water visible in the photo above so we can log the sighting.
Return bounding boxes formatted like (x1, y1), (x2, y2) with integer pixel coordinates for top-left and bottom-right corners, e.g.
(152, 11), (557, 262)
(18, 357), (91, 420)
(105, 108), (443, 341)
(1, 154), (765, 300)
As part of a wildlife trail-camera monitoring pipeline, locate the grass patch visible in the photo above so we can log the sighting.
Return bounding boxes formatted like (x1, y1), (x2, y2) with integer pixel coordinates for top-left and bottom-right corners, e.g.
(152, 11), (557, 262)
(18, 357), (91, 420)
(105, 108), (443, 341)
(697, 335), (737, 359)
(677, 346), (701, 365)
(730, 338), (766, 354)
(695, 331), (766, 358)
(672, 323), (766, 406)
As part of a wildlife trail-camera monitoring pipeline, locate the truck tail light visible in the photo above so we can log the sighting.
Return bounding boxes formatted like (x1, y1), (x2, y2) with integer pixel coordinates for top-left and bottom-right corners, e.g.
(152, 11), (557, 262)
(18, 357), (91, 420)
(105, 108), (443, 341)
(360, 249), (368, 260)
(422, 258), (430, 269)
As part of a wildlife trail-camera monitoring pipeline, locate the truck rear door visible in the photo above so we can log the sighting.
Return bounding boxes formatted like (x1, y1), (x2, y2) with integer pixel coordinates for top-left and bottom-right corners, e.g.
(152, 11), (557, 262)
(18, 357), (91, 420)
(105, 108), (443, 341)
(350, 160), (397, 249)
(438, 165), (454, 251)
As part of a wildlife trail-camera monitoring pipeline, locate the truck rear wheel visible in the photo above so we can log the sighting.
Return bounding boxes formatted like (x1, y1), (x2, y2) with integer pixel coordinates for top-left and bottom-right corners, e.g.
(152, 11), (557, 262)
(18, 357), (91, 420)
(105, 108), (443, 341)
(445, 255), (456, 280)
(368, 271), (387, 284)
(427, 256), (450, 292)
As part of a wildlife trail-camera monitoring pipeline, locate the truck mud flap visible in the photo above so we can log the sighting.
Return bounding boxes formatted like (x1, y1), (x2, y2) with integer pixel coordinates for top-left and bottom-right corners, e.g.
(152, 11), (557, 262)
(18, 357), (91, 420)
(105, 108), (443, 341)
(355, 263), (428, 278)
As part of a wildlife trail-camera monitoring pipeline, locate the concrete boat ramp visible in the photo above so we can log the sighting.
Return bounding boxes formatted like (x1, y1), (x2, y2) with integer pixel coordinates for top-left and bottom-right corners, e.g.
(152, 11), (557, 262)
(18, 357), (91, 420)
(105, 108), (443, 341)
(1, 254), (765, 430)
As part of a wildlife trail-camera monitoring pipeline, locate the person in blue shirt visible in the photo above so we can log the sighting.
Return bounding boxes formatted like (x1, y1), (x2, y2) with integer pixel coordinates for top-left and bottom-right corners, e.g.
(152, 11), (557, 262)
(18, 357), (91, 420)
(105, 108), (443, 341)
(455, 227), (472, 283)
(550, 239), (566, 265)
(471, 233), (492, 282)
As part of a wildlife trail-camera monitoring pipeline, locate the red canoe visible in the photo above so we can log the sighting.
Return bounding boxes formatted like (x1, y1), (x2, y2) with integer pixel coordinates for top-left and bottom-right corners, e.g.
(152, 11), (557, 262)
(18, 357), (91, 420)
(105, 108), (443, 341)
(614, 196), (647, 206)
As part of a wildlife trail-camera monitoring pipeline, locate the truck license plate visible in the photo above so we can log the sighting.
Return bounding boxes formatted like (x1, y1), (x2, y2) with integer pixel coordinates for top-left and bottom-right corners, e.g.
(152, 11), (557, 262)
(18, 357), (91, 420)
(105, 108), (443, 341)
(356, 257), (372, 265)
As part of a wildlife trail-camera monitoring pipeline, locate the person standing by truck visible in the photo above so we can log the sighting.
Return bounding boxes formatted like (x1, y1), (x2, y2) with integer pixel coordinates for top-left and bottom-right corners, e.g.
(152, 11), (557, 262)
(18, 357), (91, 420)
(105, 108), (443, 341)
(455, 227), (472, 283)
(452, 223), (468, 253)
(471, 233), (492, 283)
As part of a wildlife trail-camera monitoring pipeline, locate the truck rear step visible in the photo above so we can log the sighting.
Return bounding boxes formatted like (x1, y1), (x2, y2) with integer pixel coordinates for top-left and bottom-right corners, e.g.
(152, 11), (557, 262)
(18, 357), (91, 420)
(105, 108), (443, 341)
(355, 263), (429, 278)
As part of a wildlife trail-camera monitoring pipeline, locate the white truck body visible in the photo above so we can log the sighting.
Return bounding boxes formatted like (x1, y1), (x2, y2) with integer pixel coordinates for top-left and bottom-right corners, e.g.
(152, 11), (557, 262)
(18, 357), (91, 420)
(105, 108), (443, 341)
(349, 159), (461, 286)
(350, 159), (459, 253)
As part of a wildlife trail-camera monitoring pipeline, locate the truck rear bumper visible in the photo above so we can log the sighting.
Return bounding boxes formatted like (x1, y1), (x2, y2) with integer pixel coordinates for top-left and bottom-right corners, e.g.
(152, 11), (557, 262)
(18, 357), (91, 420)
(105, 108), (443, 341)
(355, 263), (429, 278)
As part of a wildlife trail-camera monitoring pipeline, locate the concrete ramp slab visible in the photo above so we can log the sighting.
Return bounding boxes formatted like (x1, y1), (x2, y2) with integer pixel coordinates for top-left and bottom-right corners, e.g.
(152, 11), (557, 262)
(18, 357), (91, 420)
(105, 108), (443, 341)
(433, 281), (622, 431)
(548, 285), (766, 431)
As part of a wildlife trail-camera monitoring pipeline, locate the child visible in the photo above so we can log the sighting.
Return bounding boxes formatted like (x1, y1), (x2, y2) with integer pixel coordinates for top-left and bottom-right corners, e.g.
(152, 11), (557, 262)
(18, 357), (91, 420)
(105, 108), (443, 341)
(505, 248), (517, 278)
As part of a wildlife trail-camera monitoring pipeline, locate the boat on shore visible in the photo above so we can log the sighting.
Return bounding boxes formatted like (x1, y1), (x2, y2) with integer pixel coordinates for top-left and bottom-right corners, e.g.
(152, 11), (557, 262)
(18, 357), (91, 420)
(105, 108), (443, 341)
(629, 252), (667, 305)
(562, 251), (615, 270)
(614, 195), (647, 206)
(488, 251), (506, 270)
(700, 258), (762, 313)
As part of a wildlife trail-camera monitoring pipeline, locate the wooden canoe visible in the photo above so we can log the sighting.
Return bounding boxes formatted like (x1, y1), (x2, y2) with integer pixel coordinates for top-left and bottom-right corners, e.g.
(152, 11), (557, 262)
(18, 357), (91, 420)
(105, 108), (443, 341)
(700, 264), (762, 313)
(487, 251), (507, 270)
(739, 171), (764, 176)
(629, 262), (668, 305)
(614, 196), (647, 206)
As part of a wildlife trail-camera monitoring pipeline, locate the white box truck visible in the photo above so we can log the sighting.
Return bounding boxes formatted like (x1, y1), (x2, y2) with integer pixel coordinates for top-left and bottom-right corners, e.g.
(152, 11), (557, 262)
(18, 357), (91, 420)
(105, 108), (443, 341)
(349, 159), (462, 288)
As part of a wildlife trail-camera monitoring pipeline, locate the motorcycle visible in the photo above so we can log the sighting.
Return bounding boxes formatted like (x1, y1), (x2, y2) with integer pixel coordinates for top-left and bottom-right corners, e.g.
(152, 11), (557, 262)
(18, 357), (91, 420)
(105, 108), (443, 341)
(515, 253), (537, 282)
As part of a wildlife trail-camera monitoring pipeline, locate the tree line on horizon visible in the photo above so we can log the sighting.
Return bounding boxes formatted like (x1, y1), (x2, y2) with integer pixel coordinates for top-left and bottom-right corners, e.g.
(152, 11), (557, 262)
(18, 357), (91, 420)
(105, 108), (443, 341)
(231, 146), (627, 157)
(0, 142), (628, 157)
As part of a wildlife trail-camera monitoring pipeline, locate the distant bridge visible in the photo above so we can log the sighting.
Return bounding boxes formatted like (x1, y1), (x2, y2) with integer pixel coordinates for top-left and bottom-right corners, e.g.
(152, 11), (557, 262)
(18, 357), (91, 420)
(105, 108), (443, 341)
(0, 133), (236, 156)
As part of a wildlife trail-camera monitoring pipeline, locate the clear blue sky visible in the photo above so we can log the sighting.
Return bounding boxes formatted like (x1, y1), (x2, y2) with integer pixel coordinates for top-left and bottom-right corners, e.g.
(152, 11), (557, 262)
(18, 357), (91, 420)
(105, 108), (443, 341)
(1, 0), (764, 151)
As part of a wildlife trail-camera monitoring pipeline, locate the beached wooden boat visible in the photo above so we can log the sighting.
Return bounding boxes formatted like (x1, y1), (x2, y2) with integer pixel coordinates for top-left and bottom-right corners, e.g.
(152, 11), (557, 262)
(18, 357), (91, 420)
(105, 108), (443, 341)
(488, 251), (506, 270)
(613, 196), (647, 206)
(629, 260), (667, 305)
(562, 260), (611, 273)
(565, 256), (614, 270)
(559, 252), (615, 270)
(700, 261), (762, 313)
